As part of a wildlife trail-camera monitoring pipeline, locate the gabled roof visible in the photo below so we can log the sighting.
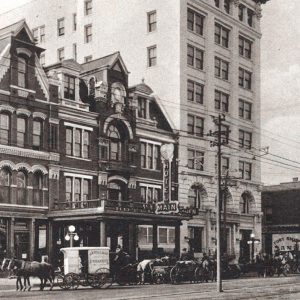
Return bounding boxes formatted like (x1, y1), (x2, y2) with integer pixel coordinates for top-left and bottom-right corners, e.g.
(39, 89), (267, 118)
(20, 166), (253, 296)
(81, 51), (129, 75)
(0, 19), (35, 42)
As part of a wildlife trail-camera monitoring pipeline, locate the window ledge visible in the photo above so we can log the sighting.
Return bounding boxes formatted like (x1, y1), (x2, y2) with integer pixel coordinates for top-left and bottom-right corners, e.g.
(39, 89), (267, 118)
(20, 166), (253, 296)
(66, 155), (91, 161)
(61, 98), (90, 111)
(10, 85), (36, 99)
(141, 168), (161, 173)
(187, 65), (205, 73)
(214, 43), (230, 52)
(187, 29), (204, 39)
(239, 86), (253, 93)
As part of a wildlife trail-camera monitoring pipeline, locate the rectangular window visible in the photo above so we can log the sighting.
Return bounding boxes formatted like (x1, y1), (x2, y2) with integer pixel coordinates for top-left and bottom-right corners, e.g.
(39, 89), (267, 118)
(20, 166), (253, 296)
(17, 57), (26, 88)
(222, 157), (229, 175)
(65, 177), (72, 202)
(73, 13), (77, 31)
(187, 8), (204, 36)
(17, 117), (26, 147)
(214, 0), (220, 8)
(239, 99), (252, 120)
(214, 90), (229, 112)
(215, 57), (229, 80)
(187, 44), (204, 70)
(140, 185), (161, 203)
(224, 0), (230, 14)
(215, 23), (229, 48)
(158, 227), (175, 245)
(73, 43), (77, 61)
(85, 0), (92, 15)
(148, 46), (157, 67)
(66, 128), (73, 155)
(247, 8), (254, 27)
(138, 97), (147, 118)
(40, 26), (45, 43)
(187, 114), (204, 137)
(148, 11), (157, 32)
(0, 114), (9, 145)
(188, 149), (204, 171)
(65, 176), (91, 204)
(221, 124), (230, 144)
(74, 128), (81, 157)
(140, 141), (160, 170)
(33, 120), (42, 149)
(85, 24), (92, 43)
(82, 131), (90, 158)
(187, 80), (204, 104)
(57, 48), (64, 62)
(239, 161), (252, 180)
(239, 36), (252, 59)
(40, 53), (45, 66)
(239, 68), (252, 90)
(64, 74), (75, 100)
(239, 130), (252, 149)
(57, 18), (64, 36)
(238, 4), (245, 21)
(138, 225), (153, 245)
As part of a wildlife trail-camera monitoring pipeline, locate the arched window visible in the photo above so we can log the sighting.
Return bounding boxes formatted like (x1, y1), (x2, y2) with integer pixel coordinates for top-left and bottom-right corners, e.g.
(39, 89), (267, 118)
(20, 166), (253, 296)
(188, 184), (207, 211)
(107, 125), (121, 161)
(33, 119), (43, 150)
(17, 57), (27, 88)
(17, 171), (27, 205)
(0, 168), (11, 204)
(108, 182), (123, 201)
(0, 113), (10, 145)
(240, 192), (252, 214)
(33, 172), (43, 206)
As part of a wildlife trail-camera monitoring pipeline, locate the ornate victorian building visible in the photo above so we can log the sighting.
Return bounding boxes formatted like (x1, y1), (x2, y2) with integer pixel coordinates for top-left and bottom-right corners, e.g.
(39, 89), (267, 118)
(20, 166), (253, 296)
(0, 21), (189, 262)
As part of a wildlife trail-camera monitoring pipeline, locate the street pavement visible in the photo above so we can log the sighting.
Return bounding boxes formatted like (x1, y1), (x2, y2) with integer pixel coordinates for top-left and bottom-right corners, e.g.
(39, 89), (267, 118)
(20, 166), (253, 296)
(0, 275), (300, 299)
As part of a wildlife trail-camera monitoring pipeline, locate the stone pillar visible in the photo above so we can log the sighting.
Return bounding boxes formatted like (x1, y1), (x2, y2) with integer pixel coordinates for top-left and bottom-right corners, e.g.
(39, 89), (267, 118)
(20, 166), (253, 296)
(29, 218), (35, 260)
(100, 221), (107, 247)
(232, 223), (236, 256)
(152, 224), (158, 253)
(8, 218), (15, 257)
(175, 224), (180, 257)
(128, 223), (136, 258)
(205, 209), (211, 253)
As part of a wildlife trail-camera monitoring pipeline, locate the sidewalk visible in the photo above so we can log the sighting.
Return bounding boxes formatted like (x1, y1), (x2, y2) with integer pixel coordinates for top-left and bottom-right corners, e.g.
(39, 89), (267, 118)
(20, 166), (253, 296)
(0, 277), (41, 291)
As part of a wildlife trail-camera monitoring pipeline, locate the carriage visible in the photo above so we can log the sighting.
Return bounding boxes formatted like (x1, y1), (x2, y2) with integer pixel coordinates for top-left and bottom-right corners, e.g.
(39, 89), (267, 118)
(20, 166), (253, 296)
(169, 260), (200, 284)
(56, 247), (112, 290)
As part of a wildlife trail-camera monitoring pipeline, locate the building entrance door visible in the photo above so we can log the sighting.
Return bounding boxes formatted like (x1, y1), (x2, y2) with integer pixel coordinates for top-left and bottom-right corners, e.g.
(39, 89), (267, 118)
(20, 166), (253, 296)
(15, 233), (29, 260)
(240, 230), (251, 262)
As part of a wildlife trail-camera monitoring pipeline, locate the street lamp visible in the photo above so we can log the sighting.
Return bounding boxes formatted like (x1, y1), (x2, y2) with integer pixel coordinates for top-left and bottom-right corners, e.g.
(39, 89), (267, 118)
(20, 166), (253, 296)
(247, 233), (260, 264)
(65, 225), (79, 247)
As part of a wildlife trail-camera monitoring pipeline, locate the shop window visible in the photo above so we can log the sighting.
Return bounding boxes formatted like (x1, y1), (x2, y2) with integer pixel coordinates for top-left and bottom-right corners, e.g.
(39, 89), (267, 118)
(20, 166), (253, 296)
(138, 225), (153, 245)
(17, 117), (26, 147)
(158, 227), (175, 245)
(17, 57), (27, 88)
(0, 113), (10, 145)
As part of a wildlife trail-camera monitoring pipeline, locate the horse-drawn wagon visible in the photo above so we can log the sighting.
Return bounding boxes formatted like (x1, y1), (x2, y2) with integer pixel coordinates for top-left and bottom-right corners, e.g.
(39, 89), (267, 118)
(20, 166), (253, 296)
(57, 246), (112, 290)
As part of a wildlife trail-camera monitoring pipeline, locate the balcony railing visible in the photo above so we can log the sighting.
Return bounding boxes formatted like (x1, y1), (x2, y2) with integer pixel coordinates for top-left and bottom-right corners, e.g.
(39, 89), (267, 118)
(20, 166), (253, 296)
(52, 199), (196, 217)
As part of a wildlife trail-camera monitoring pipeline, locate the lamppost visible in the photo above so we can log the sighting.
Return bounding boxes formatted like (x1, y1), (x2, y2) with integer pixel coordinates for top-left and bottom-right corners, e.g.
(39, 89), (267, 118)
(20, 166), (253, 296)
(65, 225), (79, 247)
(247, 233), (260, 264)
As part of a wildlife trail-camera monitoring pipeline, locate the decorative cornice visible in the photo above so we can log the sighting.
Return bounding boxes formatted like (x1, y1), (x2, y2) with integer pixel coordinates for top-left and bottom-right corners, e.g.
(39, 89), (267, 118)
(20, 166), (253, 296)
(16, 108), (31, 117)
(16, 47), (32, 58)
(0, 160), (48, 174)
(33, 111), (47, 120)
(0, 144), (60, 162)
(0, 104), (15, 114)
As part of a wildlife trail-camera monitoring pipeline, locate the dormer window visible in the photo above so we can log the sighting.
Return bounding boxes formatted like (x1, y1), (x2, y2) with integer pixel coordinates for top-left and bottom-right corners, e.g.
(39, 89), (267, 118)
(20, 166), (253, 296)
(17, 57), (27, 88)
(64, 74), (75, 100)
(138, 97), (147, 119)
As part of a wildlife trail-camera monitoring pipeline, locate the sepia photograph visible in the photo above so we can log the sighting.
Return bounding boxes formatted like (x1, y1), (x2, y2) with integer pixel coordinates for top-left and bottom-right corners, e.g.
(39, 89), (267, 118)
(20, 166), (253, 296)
(0, 0), (299, 299)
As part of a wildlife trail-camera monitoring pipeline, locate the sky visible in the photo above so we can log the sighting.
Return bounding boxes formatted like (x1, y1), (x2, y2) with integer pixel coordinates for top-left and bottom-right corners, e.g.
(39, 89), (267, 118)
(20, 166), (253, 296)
(0, 0), (299, 185)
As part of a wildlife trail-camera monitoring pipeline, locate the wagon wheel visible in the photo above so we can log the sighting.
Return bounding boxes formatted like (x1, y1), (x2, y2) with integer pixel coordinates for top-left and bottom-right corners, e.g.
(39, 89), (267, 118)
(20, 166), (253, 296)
(170, 266), (180, 284)
(64, 273), (79, 290)
(151, 269), (162, 284)
(56, 274), (69, 290)
(95, 268), (112, 289)
(88, 273), (102, 289)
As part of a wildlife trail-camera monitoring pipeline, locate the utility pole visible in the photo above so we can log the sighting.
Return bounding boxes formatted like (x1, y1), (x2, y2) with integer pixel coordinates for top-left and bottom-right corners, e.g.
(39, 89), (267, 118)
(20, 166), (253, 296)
(209, 114), (225, 293)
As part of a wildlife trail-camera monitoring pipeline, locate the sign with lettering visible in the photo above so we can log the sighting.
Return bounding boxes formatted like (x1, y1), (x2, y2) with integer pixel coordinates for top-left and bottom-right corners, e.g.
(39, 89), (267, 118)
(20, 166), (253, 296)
(155, 201), (179, 214)
(88, 248), (109, 273)
(272, 233), (300, 253)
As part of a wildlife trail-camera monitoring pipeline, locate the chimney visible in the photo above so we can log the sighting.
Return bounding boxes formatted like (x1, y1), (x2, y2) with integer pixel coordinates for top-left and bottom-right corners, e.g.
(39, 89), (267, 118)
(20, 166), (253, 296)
(293, 177), (298, 182)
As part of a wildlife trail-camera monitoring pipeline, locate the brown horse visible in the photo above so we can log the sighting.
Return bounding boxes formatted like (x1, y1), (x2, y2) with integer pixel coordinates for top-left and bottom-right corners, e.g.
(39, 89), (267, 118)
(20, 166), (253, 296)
(8, 259), (55, 291)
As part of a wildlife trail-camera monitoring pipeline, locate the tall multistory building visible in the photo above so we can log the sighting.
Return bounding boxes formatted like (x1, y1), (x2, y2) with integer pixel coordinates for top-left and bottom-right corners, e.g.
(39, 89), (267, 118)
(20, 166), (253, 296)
(0, 0), (269, 261)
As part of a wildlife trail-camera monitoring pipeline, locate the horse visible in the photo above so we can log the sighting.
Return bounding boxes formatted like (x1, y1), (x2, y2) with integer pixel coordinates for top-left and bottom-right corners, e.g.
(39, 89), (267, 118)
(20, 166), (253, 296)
(0, 258), (10, 271)
(8, 259), (55, 291)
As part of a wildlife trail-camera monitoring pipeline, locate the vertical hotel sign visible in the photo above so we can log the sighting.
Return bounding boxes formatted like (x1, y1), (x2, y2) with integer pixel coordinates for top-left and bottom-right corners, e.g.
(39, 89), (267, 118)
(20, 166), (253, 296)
(155, 144), (179, 214)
